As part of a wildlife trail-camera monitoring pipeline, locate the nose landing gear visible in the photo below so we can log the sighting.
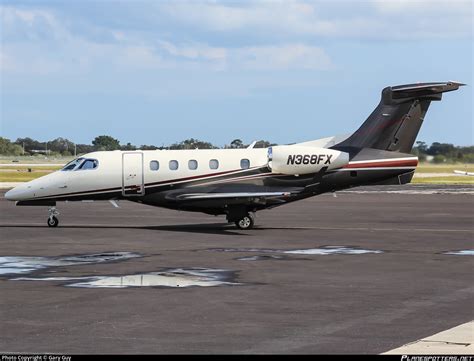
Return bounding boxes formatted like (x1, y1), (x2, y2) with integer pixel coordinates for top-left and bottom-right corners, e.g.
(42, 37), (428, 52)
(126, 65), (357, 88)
(47, 206), (59, 227)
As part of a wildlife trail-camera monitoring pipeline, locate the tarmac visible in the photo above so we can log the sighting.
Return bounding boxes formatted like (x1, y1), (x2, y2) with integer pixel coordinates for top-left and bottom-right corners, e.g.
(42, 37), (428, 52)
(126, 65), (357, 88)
(0, 185), (473, 354)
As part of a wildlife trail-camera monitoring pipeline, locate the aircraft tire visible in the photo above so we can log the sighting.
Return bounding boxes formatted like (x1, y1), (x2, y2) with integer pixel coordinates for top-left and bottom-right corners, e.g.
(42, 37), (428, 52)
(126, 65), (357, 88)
(47, 216), (59, 227)
(235, 213), (254, 230)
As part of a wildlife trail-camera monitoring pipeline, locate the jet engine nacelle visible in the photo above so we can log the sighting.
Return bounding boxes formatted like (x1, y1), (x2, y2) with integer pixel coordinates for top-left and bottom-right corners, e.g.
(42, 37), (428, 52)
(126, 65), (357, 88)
(268, 145), (349, 175)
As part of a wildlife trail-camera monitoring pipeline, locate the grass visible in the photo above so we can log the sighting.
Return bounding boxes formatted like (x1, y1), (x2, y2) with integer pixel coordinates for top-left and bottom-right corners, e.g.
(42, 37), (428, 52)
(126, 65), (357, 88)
(412, 176), (474, 184)
(0, 160), (62, 181)
(0, 166), (61, 171)
(415, 163), (474, 173)
(412, 163), (474, 184)
(0, 171), (53, 182)
(0, 156), (72, 164)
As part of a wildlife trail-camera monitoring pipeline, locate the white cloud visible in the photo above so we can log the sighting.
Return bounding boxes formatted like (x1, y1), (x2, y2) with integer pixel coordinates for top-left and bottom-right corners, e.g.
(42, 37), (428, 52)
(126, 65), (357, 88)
(0, 44), (65, 75)
(154, 42), (332, 71)
(158, 41), (227, 62)
(161, 2), (326, 34)
(0, 50), (14, 72)
(160, 0), (473, 39)
(0, 5), (333, 75)
(371, 0), (470, 14)
(1, 6), (67, 42)
(2, 7), (54, 25)
(2, 0), (470, 77)
(233, 44), (332, 70)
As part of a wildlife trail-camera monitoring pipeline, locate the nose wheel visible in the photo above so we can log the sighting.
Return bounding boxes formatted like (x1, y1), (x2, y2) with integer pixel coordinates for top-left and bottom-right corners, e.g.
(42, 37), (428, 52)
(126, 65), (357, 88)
(47, 207), (59, 227)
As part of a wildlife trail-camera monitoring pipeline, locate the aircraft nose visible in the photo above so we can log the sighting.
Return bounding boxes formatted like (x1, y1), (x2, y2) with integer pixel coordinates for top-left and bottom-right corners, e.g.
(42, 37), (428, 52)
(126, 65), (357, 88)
(5, 185), (28, 201)
(5, 188), (17, 201)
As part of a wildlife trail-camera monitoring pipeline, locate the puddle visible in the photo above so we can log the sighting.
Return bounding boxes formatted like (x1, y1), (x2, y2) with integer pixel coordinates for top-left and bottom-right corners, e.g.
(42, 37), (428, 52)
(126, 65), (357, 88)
(14, 268), (239, 288)
(282, 247), (382, 255)
(0, 252), (141, 276)
(214, 246), (383, 256)
(236, 255), (286, 261)
(444, 250), (474, 256)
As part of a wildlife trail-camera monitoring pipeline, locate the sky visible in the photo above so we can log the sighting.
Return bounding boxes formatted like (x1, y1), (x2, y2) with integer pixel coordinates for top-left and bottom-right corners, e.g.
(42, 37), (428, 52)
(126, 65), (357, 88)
(0, 0), (472, 147)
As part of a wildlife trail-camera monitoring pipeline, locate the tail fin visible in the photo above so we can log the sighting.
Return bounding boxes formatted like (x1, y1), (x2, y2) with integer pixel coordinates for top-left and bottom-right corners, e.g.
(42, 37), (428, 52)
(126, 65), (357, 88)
(334, 81), (465, 153)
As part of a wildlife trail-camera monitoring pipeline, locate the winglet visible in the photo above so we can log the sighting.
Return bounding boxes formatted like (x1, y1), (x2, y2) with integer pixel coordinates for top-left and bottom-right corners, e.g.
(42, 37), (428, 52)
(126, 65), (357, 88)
(247, 141), (257, 149)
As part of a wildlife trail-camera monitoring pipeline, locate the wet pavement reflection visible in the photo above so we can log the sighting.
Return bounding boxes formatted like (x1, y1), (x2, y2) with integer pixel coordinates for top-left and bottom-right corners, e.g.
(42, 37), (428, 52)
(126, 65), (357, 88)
(0, 252), (141, 276)
(444, 250), (474, 256)
(213, 246), (384, 257)
(14, 268), (240, 288)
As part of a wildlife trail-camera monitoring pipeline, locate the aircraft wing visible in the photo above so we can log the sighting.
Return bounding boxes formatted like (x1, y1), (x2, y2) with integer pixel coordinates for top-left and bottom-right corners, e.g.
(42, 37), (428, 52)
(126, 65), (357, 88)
(176, 191), (292, 200)
(295, 134), (351, 148)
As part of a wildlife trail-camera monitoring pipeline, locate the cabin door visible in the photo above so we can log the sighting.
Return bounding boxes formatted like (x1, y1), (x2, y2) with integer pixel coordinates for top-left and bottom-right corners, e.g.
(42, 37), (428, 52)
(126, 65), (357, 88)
(122, 152), (145, 196)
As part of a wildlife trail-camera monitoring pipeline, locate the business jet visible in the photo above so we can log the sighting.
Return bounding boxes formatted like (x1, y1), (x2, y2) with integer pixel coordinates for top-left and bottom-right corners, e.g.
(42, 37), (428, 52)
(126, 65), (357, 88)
(5, 81), (464, 229)
(454, 170), (474, 176)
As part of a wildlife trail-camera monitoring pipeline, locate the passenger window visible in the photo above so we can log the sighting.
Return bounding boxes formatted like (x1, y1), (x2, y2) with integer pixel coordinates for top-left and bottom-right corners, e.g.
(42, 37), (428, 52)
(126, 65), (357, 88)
(150, 160), (159, 171)
(209, 159), (219, 169)
(78, 159), (98, 170)
(240, 159), (250, 169)
(188, 160), (198, 170)
(169, 160), (179, 170)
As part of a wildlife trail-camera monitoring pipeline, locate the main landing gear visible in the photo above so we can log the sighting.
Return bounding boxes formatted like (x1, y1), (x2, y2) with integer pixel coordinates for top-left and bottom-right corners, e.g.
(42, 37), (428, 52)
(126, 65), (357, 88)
(235, 213), (255, 230)
(47, 206), (59, 227)
(226, 206), (257, 230)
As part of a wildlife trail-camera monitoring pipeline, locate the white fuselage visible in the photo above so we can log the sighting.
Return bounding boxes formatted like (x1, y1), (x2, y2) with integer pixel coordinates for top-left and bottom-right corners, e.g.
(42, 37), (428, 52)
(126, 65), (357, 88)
(5, 148), (270, 201)
(5, 134), (351, 202)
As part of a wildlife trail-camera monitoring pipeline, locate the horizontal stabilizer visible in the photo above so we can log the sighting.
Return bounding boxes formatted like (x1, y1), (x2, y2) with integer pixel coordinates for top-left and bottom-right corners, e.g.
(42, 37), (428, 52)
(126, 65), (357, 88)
(392, 81), (465, 92)
(390, 81), (465, 100)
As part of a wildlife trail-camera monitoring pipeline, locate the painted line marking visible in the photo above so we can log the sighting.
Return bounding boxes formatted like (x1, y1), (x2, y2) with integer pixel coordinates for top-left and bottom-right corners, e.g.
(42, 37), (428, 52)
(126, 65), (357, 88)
(383, 321), (474, 355)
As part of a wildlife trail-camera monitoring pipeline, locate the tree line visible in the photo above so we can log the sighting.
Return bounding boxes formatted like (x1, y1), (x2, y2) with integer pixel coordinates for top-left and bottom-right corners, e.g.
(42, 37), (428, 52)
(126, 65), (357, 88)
(0, 136), (472, 163)
(0, 136), (275, 156)
(411, 141), (474, 163)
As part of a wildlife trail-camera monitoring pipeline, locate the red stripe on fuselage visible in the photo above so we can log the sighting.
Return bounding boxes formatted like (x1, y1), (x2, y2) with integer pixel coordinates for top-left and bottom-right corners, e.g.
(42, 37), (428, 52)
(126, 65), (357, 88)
(343, 159), (418, 169)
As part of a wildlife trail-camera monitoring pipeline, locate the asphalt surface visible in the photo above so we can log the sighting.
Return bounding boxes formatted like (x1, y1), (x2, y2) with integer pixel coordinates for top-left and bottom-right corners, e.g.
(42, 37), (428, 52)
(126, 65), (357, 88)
(0, 186), (473, 354)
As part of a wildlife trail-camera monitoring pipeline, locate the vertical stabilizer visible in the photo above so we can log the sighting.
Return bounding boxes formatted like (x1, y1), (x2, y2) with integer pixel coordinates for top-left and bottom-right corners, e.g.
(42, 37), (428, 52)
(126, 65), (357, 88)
(334, 81), (465, 153)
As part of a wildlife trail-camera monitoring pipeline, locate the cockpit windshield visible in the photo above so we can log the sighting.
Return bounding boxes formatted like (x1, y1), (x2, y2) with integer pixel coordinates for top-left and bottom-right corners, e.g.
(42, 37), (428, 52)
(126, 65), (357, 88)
(62, 158), (84, 171)
(61, 158), (99, 171)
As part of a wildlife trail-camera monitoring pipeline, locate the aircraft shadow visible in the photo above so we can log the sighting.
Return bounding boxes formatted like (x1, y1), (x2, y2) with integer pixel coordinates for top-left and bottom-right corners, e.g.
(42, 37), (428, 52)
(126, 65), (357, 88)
(0, 223), (248, 236)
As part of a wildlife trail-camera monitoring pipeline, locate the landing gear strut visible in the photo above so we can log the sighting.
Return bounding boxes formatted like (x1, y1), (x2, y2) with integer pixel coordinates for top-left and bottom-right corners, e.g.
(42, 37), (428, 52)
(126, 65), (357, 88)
(226, 206), (256, 230)
(235, 213), (255, 230)
(47, 206), (59, 227)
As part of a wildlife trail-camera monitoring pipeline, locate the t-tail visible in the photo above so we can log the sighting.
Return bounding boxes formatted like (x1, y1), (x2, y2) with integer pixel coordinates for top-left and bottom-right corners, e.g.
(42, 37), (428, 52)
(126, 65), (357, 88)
(333, 81), (465, 153)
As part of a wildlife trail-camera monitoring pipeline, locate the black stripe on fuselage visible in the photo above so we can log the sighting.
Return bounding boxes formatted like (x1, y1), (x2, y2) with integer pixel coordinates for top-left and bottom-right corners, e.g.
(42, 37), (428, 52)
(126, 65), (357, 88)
(30, 166), (269, 201)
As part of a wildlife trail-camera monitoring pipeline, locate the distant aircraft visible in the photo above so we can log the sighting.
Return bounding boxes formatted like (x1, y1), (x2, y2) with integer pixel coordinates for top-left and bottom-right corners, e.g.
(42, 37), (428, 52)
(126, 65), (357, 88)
(453, 170), (474, 176)
(5, 81), (464, 229)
